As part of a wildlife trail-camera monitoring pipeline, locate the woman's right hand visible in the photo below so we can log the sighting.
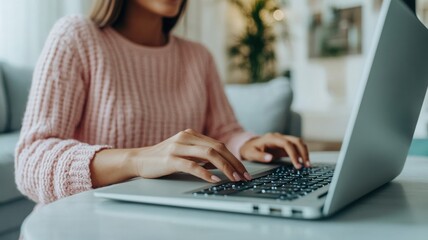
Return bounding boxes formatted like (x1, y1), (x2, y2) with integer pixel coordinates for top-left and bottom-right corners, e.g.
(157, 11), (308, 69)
(129, 129), (252, 183)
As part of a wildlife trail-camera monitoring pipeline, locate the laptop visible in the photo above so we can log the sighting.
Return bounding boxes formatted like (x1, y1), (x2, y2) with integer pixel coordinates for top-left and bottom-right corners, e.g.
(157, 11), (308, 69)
(94, 0), (428, 219)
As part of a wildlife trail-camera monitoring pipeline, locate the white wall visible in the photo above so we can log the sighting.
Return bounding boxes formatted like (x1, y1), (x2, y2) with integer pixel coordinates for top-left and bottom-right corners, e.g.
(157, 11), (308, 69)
(283, 0), (379, 141)
(0, 0), (93, 68)
(175, 0), (230, 82)
(289, 0), (428, 141)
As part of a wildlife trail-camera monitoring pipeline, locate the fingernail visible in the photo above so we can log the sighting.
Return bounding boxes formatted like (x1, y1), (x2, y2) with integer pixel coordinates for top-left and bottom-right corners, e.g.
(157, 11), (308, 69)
(264, 154), (272, 162)
(211, 175), (221, 183)
(233, 172), (241, 181)
(305, 162), (311, 167)
(295, 164), (302, 169)
(244, 172), (252, 181)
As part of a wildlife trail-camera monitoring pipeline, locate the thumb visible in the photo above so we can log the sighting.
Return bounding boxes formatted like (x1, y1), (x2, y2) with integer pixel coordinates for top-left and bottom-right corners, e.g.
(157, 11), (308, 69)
(242, 148), (273, 163)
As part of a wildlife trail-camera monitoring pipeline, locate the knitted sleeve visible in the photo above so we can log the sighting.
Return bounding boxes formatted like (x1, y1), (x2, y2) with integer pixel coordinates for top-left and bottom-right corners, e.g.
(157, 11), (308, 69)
(203, 53), (256, 158)
(14, 16), (111, 204)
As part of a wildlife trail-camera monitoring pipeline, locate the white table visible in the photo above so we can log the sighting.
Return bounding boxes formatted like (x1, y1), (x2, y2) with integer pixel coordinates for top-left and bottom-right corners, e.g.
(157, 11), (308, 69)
(22, 152), (428, 240)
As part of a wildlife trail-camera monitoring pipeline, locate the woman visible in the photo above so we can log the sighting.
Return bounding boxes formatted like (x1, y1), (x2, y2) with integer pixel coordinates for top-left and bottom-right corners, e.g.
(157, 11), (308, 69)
(15, 0), (310, 205)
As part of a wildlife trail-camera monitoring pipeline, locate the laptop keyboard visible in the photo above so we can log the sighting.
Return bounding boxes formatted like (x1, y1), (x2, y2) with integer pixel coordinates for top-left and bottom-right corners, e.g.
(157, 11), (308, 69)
(192, 165), (334, 201)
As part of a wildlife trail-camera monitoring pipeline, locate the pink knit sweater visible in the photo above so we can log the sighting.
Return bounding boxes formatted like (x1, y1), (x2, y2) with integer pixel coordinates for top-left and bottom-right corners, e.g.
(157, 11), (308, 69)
(14, 16), (254, 205)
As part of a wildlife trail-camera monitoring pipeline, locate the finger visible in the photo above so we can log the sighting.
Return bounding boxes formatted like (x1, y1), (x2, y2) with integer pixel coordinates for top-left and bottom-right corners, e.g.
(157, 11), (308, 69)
(266, 136), (302, 169)
(181, 129), (251, 180)
(285, 136), (311, 167)
(282, 143), (302, 169)
(171, 143), (242, 182)
(172, 157), (222, 183)
(243, 147), (273, 163)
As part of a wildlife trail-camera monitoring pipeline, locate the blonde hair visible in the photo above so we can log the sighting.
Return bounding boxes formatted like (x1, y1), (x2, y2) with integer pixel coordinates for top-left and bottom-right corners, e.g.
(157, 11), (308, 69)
(89, 0), (187, 33)
(90, 0), (125, 28)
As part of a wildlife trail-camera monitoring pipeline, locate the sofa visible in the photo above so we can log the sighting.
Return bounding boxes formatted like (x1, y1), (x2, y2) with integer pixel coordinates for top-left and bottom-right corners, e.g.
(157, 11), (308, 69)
(0, 63), (35, 240)
(225, 77), (302, 137)
(0, 62), (301, 240)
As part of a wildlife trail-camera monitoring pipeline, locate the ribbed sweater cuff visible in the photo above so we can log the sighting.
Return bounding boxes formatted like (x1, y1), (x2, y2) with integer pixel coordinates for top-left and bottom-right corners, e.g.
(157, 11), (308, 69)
(66, 144), (112, 195)
(226, 131), (258, 160)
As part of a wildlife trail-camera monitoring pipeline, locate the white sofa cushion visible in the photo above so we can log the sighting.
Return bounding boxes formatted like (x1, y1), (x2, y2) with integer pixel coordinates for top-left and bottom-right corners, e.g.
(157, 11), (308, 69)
(225, 77), (293, 135)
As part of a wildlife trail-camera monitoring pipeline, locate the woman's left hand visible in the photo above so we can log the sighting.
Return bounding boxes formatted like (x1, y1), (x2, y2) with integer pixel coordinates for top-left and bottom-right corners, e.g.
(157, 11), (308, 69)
(239, 133), (310, 169)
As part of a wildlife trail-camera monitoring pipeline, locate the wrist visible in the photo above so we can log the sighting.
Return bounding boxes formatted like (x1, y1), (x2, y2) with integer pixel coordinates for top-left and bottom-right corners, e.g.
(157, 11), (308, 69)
(124, 148), (141, 178)
(240, 136), (260, 160)
(91, 148), (140, 188)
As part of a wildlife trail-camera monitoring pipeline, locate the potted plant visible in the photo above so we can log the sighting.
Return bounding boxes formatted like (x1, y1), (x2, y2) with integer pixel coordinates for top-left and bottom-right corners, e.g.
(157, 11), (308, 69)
(228, 0), (281, 83)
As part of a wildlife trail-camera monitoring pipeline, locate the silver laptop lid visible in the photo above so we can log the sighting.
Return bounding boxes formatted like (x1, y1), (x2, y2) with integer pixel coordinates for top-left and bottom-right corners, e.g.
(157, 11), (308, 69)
(323, 0), (428, 216)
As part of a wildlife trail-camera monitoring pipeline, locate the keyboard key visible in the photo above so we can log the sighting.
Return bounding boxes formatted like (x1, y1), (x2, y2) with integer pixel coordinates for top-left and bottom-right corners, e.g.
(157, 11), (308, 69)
(214, 189), (240, 195)
(279, 195), (299, 201)
(233, 190), (281, 199)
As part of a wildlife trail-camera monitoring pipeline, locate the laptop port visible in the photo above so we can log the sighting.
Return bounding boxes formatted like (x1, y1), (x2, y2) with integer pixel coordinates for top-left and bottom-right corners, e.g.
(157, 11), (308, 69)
(253, 205), (259, 213)
(291, 209), (303, 217)
(269, 207), (282, 216)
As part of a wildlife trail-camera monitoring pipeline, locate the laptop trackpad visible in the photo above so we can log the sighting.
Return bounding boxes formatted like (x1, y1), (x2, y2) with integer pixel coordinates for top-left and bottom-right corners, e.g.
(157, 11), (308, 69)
(160, 162), (278, 182)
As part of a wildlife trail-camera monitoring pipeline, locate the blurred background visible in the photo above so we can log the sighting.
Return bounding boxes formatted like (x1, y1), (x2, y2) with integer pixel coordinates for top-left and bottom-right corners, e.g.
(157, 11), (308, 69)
(1, 0), (428, 151)
(1, 2), (428, 238)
